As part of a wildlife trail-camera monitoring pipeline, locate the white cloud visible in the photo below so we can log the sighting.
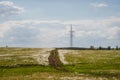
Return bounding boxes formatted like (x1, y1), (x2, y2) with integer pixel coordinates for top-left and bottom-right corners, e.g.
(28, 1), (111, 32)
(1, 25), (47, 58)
(0, 17), (120, 47)
(91, 3), (108, 8)
(75, 26), (120, 40)
(63, 17), (120, 40)
(0, 1), (24, 17)
(0, 20), (63, 38)
(105, 26), (120, 39)
(75, 30), (102, 37)
(64, 17), (120, 29)
(0, 17), (120, 39)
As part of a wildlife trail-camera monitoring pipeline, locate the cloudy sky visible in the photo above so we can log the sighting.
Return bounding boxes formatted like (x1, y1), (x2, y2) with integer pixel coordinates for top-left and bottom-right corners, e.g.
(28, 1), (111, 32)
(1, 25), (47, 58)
(0, 0), (120, 48)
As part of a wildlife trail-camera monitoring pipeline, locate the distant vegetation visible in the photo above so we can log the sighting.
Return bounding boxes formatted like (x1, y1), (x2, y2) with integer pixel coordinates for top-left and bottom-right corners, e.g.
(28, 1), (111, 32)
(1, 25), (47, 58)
(57, 45), (120, 50)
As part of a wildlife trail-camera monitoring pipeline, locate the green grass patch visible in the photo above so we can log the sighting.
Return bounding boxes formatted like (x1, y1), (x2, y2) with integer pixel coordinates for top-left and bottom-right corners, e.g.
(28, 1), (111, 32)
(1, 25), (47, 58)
(0, 65), (58, 77)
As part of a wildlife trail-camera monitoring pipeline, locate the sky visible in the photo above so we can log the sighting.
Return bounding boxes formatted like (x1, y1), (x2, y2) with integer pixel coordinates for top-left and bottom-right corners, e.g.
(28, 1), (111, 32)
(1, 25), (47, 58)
(0, 0), (120, 48)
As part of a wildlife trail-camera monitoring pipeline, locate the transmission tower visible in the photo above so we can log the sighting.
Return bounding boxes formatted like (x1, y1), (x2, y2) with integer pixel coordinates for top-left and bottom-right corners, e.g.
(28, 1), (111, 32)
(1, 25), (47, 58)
(70, 24), (74, 47)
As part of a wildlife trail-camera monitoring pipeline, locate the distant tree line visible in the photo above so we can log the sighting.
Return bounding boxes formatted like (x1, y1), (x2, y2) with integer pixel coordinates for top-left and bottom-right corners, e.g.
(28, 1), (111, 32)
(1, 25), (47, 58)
(57, 45), (120, 50)
(90, 45), (120, 50)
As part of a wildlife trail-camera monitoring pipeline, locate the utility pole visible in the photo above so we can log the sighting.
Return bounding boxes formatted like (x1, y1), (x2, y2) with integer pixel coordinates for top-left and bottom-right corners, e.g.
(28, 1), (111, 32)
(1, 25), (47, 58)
(70, 24), (74, 47)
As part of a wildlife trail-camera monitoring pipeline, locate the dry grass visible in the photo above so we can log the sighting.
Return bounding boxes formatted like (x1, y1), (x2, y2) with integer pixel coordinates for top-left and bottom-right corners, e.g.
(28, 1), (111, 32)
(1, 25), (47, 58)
(64, 50), (120, 64)
(0, 48), (53, 66)
(0, 48), (120, 80)
(0, 72), (118, 80)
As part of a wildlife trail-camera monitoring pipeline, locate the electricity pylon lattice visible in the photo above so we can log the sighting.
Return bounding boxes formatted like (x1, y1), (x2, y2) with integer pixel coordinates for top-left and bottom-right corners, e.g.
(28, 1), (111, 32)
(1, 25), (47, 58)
(70, 24), (74, 47)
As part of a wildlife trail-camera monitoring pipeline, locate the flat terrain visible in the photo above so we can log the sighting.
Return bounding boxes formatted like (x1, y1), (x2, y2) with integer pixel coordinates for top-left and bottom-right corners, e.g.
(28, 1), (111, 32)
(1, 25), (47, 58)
(0, 48), (120, 80)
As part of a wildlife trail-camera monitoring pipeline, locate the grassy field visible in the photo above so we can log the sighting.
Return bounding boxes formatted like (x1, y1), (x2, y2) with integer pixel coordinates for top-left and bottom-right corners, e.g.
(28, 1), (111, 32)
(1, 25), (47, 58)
(0, 48), (120, 80)
(0, 48), (41, 66)
(64, 50), (120, 78)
